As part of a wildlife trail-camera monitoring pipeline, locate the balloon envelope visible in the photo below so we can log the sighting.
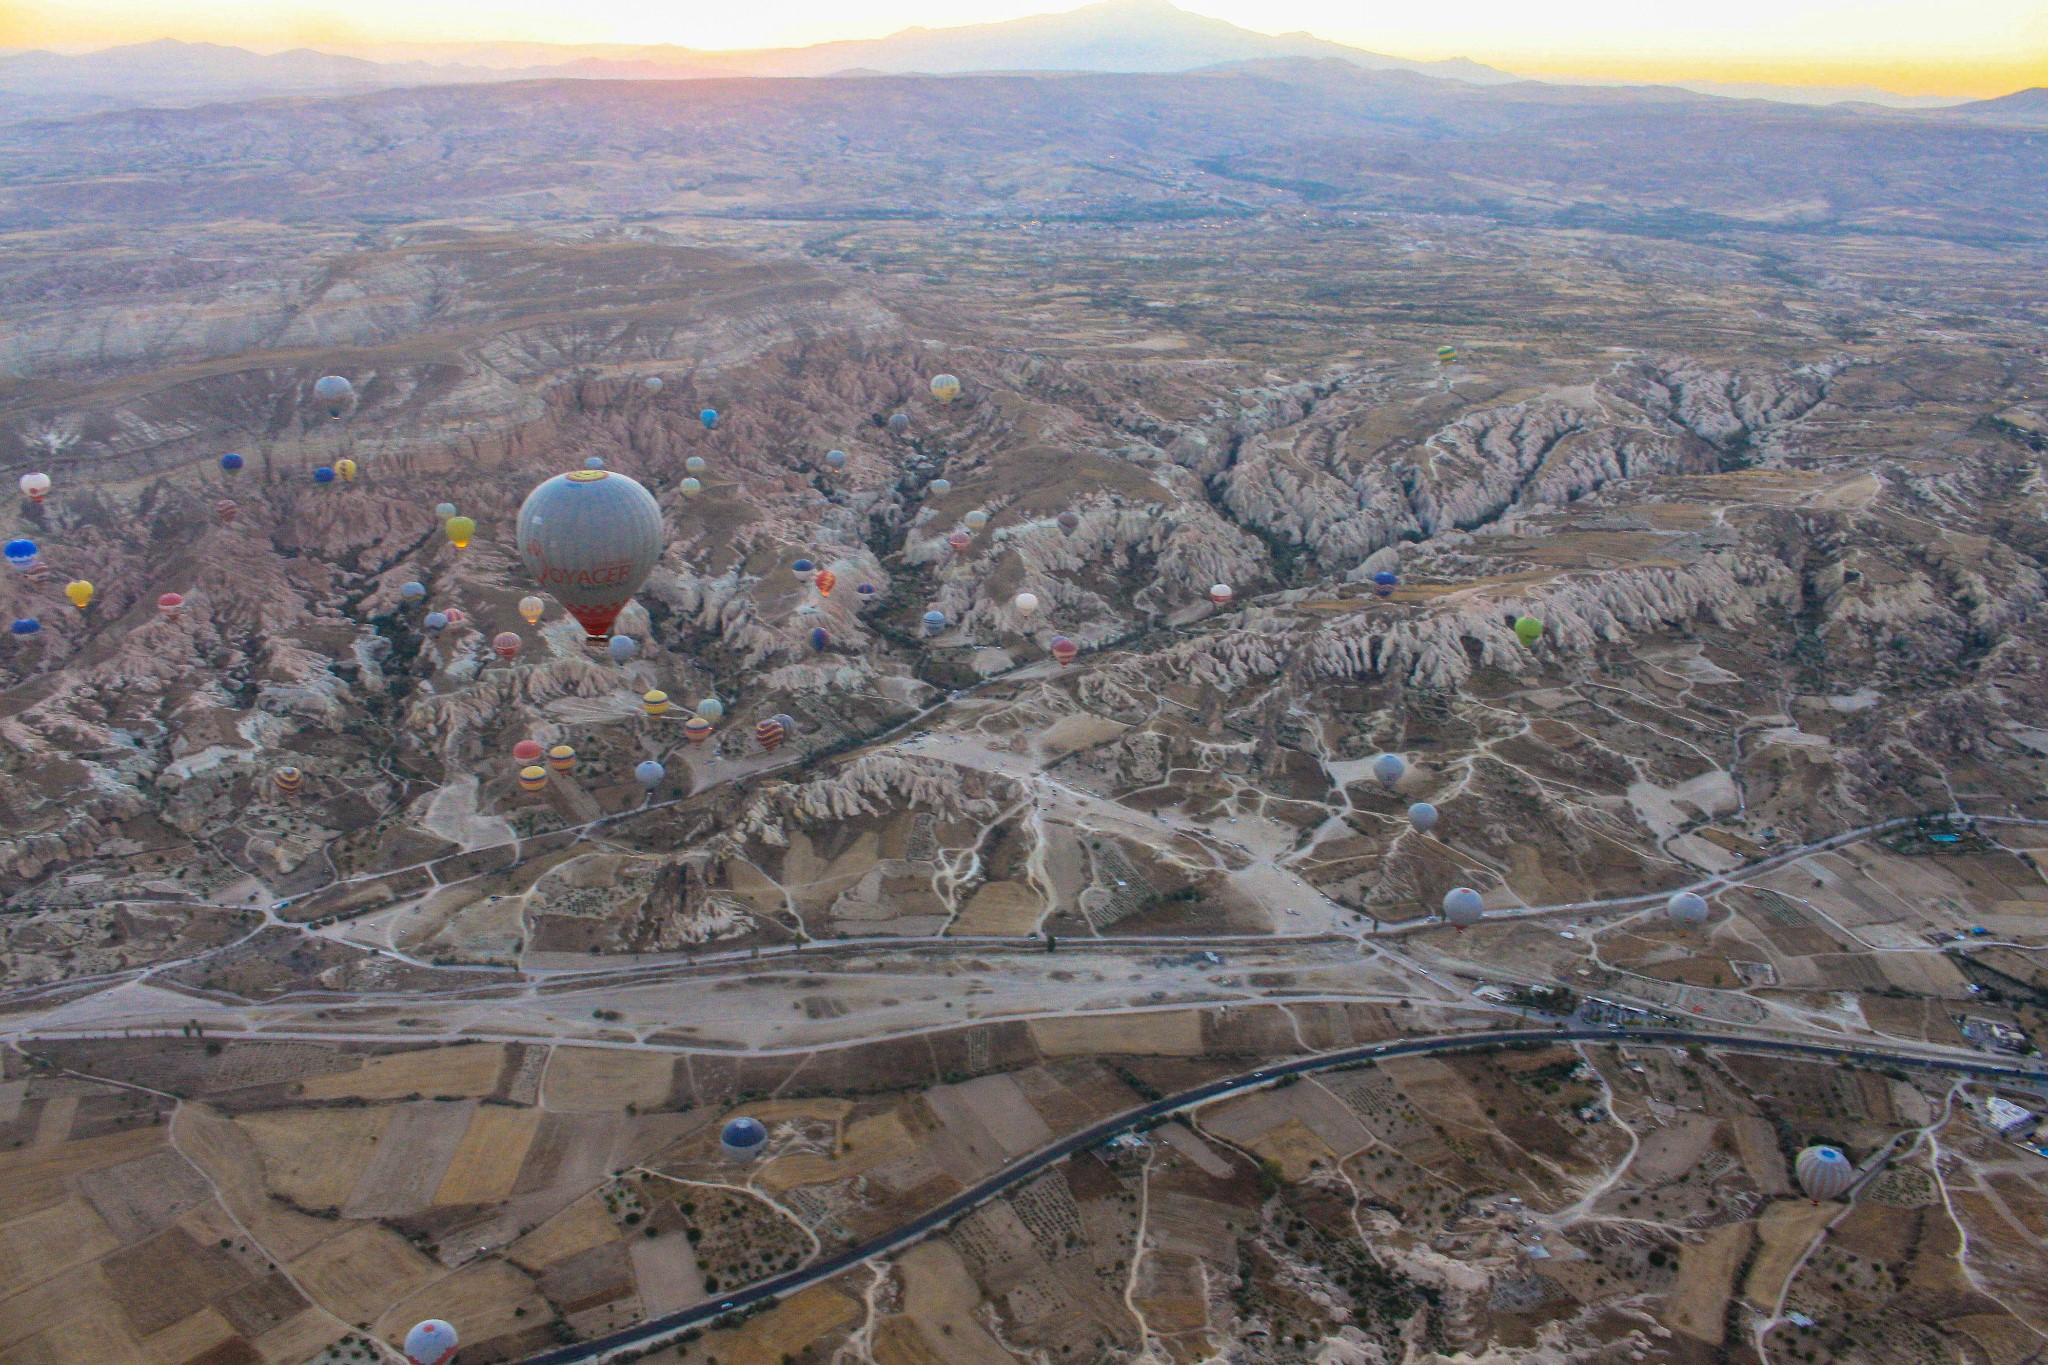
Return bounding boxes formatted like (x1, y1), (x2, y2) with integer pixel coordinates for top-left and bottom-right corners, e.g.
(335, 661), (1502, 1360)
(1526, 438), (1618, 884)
(547, 745), (576, 772)
(1514, 616), (1543, 647)
(814, 570), (836, 597)
(964, 510), (988, 529)
(403, 1319), (459, 1365)
(699, 408), (718, 429)
(1443, 888), (1484, 926)
(19, 472), (49, 502)
(1407, 802), (1438, 834)
(492, 632), (522, 660)
(314, 466), (336, 484)
(584, 456), (606, 471)
(518, 595), (543, 623)
(928, 478), (951, 495)
(642, 689), (670, 716)
(1795, 1145), (1855, 1201)
(434, 503), (457, 520)
(721, 1117), (768, 1160)
(923, 610), (946, 631)
(313, 375), (353, 404)
(1371, 753), (1407, 788)
(856, 582), (877, 599)
(64, 580), (92, 609)
(792, 558), (815, 575)
(518, 469), (664, 643)
(157, 592), (184, 616)
(645, 376), (663, 392)
(1051, 636), (1078, 666)
(930, 374), (960, 402)
(755, 718), (786, 751)
(685, 456), (706, 473)
(825, 449), (847, 469)
(1014, 592), (1039, 616)
(513, 740), (544, 763)
(445, 516), (475, 549)
(681, 478), (702, 497)
(947, 530), (971, 551)
(696, 697), (724, 721)
(4, 538), (37, 566)
(424, 612), (449, 632)
(1057, 511), (1080, 534)
(219, 453), (244, 472)
(215, 498), (238, 522)
(888, 412), (909, 432)
(608, 635), (638, 664)
(1667, 892), (1710, 925)
(401, 582), (425, 600)
(9, 617), (38, 637)
(335, 458), (357, 482)
(683, 716), (713, 743)
(810, 626), (828, 651)
(1209, 584), (1232, 605)
(635, 760), (665, 790)
(518, 766), (548, 792)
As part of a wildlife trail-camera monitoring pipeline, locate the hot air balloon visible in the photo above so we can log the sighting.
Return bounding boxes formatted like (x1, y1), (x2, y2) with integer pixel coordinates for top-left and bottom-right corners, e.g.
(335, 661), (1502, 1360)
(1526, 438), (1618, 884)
(608, 635), (637, 664)
(4, 538), (37, 568)
(922, 609), (946, 632)
(400, 581), (425, 601)
(814, 570), (836, 598)
(492, 631), (522, 661)
(434, 502), (458, 521)
(696, 697), (724, 721)
(518, 766), (548, 793)
(518, 595), (544, 624)
(1436, 345), (1457, 366)
(929, 478), (952, 495)
(930, 374), (961, 403)
(64, 580), (92, 610)
(445, 516), (475, 550)
(335, 458), (358, 482)
(642, 690), (671, 717)
(1051, 636), (1078, 666)
(681, 478), (703, 497)
(1795, 1145), (1855, 1202)
(1209, 583), (1233, 606)
(517, 469), (664, 646)
(547, 744), (576, 774)
(1057, 510), (1080, 535)
(635, 760), (665, 791)
(1372, 570), (1398, 598)
(810, 626), (828, 651)
(424, 611), (449, 633)
(220, 453), (244, 473)
(856, 582), (877, 600)
(314, 375), (354, 416)
(157, 592), (185, 620)
(1514, 616), (1543, 647)
(513, 740), (544, 764)
(755, 717), (787, 752)
(1372, 753), (1407, 788)
(19, 472), (49, 503)
(700, 408), (719, 430)
(584, 457), (606, 471)
(964, 510), (988, 530)
(1014, 592), (1040, 617)
(1407, 802), (1438, 834)
(443, 608), (466, 627)
(721, 1116), (768, 1161)
(215, 498), (238, 523)
(403, 1320), (459, 1365)
(10, 617), (39, 638)
(273, 767), (302, 796)
(685, 456), (706, 474)
(313, 466), (337, 485)
(947, 529), (971, 552)
(683, 716), (713, 744)
(825, 449), (847, 470)
(645, 376), (664, 393)
(792, 558), (815, 578)
(888, 412), (910, 433)
(1667, 891), (1710, 926)
(22, 561), (48, 584)
(1443, 888), (1484, 928)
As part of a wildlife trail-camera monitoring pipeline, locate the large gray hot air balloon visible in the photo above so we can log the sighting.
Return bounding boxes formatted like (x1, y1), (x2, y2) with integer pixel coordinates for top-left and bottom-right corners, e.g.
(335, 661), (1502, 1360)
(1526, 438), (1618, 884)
(1372, 753), (1407, 788)
(1795, 1145), (1855, 1201)
(1443, 887), (1484, 927)
(635, 760), (665, 791)
(517, 469), (664, 645)
(313, 374), (354, 417)
(1667, 891), (1710, 926)
(1407, 802), (1438, 834)
(403, 1320), (459, 1365)
(608, 635), (638, 664)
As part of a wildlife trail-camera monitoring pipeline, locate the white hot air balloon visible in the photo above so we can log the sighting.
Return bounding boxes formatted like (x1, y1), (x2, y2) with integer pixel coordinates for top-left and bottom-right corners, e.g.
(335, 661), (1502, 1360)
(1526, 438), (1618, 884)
(18, 472), (50, 503)
(1795, 1145), (1856, 1202)
(403, 1320), (459, 1365)
(1407, 802), (1438, 834)
(1442, 887), (1484, 927)
(1209, 583), (1233, 606)
(1667, 891), (1710, 926)
(517, 469), (665, 646)
(635, 760), (665, 791)
(1371, 753), (1407, 788)
(1014, 591), (1040, 617)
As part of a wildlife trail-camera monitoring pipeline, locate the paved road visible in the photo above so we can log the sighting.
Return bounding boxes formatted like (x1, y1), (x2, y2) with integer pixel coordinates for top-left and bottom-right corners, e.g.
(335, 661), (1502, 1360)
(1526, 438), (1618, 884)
(515, 1025), (2045, 1365)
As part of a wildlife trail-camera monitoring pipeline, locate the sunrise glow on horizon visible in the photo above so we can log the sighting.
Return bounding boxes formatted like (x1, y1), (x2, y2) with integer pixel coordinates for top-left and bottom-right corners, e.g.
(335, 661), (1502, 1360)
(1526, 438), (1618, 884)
(5, 0), (2044, 98)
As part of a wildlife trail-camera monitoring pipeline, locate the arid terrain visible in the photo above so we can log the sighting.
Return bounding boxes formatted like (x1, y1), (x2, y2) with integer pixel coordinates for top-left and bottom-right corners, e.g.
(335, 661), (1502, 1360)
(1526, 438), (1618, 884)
(2, 55), (2048, 1365)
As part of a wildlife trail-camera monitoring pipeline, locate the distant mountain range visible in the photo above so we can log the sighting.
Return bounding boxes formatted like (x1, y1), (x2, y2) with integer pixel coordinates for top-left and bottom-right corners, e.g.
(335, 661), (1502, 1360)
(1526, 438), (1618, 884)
(0, 0), (2027, 124)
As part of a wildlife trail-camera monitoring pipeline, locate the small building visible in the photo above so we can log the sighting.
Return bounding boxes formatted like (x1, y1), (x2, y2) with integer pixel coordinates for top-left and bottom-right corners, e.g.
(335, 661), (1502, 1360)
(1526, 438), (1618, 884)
(1962, 1016), (2031, 1055)
(1984, 1096), (2038, 1138)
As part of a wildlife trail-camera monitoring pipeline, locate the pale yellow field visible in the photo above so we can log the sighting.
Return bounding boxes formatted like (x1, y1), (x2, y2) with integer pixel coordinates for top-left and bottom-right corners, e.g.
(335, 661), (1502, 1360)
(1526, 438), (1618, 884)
(1661, 1221), (1753, 1343)
(433, 1105), (542, 1205)
(139, 1307), (238, 1365)
(1246, 1118), (1339, 1182)
(0, 1262), (143, 1365)
(373, 1256), (547, 1347)
(236, 1107), (392, 1209)
(1742, 1200), (1838, 1308)
(542, 1047), (674, 1112)
(893, 1242), (1013, 1365)
(951, 880), (1043, 935)
(760, 1111), (918, 1193)
(507, 1192), (620, 1271)
(299, 1044), (505, 1101)
(287, 1223), (443, 1325)
(1030, 1009), (1203, 1057)
(251, 1306), (348, 1365)
(0, 1127), (164, 1222)
(706, 1285), (861, 1363)
(0, 1197), (121, 1294)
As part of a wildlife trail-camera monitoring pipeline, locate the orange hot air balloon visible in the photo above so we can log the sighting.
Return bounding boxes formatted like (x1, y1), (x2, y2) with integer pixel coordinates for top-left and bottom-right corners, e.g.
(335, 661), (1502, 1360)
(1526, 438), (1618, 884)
(273, 766), (303, 796)
(513, 740), (544, 764)
(518, 765), (548, 793)
(814, 569), (836, 598)
(1050, 636), (1079, 666)
(547, 744), (576, 773)
(157, 592), (185, 620)
(755, 717), (786, 752)
(683, 716), (713, 744)
(492, 631), (522, 660)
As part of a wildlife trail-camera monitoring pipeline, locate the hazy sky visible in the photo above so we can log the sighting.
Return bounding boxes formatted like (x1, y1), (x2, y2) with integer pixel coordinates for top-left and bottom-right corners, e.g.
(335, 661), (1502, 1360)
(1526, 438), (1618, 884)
(8, 0), (2046, 95)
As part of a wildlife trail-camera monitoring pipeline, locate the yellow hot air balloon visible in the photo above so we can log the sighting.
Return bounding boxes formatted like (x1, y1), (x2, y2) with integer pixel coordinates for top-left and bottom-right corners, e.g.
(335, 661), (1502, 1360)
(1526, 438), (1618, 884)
(642, 689), (671, 717)
(517, 765), (548, 793)
(335, 458), (358, 482)
(547, 744), (576, 773)
(446, 516), (475, 549)
(64, 580), (93, 610)
(519, 595), (544, 625)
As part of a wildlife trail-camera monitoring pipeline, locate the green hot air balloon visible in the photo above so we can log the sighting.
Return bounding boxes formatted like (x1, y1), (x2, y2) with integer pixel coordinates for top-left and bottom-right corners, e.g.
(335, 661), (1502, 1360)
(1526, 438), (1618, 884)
(1514, 616), (1544, 648)
(518, 469), (665, 646)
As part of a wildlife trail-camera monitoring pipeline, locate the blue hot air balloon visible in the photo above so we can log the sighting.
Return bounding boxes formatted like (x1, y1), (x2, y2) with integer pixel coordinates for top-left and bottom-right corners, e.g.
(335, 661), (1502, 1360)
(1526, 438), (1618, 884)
(700, 408), (719, 430)
(1372, 570), (1398, 598)
(857, 582), (877, 600)
(923, 609), (946, 632)
(810, 626), (828, 651)
(4, 539), (36, 568)
(685, 456), (706, 474)
(10, 617), (39, 637)
(825, 449), (847, 470)
(424, 611), (449, 632)
(314, 374), (354, 416)
(313, 466), (336, 485)
(584, 456), (606, 471)
(634, 760), (665, 791)
(219, 453), (245, 472)
(400, 582), (426, 601)
(608, 635), (638, 664)
(792, 558), (815, 576)
(1372, 753), (1407, 788)
(721, 1116), (767, 1161)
